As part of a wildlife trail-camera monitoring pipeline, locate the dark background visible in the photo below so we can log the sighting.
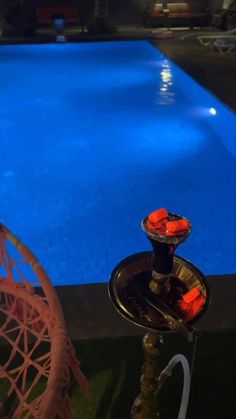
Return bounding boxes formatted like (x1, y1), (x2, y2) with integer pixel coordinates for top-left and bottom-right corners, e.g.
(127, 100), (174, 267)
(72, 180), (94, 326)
(0, 1), (223, 25)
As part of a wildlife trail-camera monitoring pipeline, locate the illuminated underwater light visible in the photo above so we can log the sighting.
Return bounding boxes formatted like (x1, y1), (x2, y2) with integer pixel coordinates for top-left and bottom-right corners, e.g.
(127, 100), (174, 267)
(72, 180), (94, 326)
(209, 107), (217, 116)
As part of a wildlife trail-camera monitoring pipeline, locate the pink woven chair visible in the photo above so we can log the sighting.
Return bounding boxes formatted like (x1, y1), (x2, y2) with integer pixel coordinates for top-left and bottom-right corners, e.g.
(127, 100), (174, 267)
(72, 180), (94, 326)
(0, 223), (88, 418)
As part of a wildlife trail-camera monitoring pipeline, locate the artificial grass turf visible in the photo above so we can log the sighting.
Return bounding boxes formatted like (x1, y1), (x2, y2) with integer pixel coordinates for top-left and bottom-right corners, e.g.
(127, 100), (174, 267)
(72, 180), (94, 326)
(1, 330), (236, 419)
(72, 331), (236, 419)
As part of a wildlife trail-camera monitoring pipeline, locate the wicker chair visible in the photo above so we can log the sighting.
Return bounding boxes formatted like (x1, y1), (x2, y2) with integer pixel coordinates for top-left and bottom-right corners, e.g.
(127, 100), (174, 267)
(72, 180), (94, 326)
(0, 224), (88, 418)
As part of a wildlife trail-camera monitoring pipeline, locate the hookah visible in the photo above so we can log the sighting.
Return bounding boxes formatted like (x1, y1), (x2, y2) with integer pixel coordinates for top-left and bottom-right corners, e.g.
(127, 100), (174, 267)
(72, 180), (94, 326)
(109, 208), (210, 419)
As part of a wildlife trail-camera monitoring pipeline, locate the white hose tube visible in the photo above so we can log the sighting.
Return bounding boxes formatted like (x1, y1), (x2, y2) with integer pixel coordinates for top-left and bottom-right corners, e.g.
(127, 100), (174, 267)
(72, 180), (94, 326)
(157, 354), (191, 419)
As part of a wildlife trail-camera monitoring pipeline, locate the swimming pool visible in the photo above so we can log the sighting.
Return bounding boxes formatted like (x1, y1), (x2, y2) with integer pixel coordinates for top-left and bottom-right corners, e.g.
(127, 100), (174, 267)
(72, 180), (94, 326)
(0, 40), (235, 285)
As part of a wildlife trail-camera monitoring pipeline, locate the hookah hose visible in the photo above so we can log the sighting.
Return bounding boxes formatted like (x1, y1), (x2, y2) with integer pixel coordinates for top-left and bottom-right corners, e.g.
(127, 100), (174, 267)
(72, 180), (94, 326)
(155, 332), (199, 419)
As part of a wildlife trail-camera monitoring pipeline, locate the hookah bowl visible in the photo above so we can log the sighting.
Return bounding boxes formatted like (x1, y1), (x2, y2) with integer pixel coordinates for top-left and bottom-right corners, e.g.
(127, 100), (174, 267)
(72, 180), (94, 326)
(108, 209), (210, 419)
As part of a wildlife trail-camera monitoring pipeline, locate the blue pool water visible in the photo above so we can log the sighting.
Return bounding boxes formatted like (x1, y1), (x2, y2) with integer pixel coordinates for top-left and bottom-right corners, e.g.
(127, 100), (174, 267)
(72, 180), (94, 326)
(0, 40), (235, 285)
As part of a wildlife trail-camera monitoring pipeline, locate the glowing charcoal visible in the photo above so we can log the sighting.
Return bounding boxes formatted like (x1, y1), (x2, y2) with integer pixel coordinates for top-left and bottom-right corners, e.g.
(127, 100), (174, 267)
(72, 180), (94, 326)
(177, 293), (204, 320)
(144, 208), (190, 237)
(148, 208), (168, 223)
(146, 218), (167, 234)
(166, 219), (190, 235)
(182, 287), (201, 304)
(192, 294), (204, 315)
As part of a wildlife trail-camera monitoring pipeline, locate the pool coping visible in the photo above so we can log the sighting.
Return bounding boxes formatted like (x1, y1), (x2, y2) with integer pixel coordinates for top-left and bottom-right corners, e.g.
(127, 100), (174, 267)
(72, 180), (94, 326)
(55, 273), (236, 340)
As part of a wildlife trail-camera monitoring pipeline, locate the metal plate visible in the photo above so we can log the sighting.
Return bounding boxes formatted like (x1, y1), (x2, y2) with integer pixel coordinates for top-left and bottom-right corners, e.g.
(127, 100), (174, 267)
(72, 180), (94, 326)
(108, 251), (210, 332)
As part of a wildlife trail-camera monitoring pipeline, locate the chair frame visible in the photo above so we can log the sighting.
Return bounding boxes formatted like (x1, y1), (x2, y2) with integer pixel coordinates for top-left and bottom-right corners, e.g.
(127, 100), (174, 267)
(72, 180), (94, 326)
(0, 224), (88, 418)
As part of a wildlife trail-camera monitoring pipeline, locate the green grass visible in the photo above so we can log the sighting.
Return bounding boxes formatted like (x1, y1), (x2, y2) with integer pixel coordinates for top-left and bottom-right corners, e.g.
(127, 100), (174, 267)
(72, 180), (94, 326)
(1, 330), (236, 419)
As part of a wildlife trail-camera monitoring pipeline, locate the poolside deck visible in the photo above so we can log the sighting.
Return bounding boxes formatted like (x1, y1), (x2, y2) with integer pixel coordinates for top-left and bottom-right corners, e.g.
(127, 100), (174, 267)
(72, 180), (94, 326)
(56, 273), (236, 341)
(151, 30), (236, 112)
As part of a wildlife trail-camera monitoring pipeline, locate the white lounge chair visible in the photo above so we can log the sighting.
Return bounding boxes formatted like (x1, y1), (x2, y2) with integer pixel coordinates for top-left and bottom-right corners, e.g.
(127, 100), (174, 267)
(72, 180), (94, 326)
(181, 27), (236, 40)
(197, 34), (236, 55)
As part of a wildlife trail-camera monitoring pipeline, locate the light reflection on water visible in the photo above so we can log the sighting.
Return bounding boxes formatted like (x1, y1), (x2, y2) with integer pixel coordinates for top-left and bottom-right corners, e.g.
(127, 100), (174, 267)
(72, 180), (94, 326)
(155, 59), (175, 105)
